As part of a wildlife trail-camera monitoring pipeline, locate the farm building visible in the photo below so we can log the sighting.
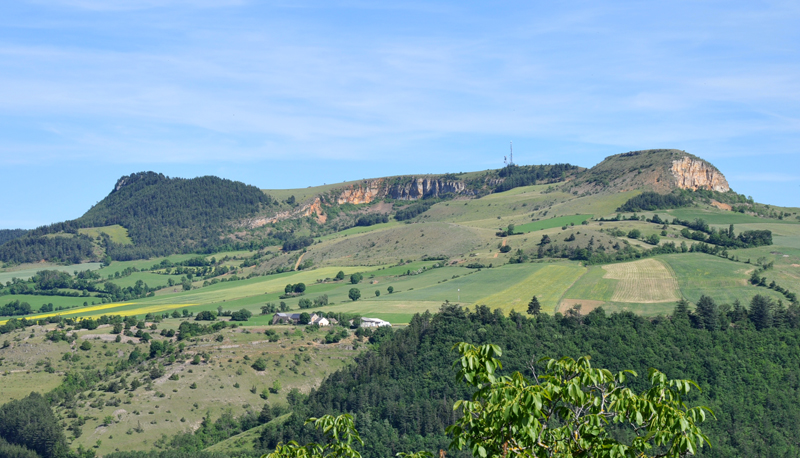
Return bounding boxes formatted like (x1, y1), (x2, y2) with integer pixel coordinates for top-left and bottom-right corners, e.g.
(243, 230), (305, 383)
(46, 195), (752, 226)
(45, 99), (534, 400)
(360, 317), (391, 328)
(272, 312), (325, 325)
(272, 312), (299, 324)
(311, 315), (330, 326)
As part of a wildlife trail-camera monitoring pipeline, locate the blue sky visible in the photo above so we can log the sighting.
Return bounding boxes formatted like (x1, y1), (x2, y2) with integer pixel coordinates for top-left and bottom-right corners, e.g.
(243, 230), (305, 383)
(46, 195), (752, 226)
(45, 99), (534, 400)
(1, 1), (798, 228)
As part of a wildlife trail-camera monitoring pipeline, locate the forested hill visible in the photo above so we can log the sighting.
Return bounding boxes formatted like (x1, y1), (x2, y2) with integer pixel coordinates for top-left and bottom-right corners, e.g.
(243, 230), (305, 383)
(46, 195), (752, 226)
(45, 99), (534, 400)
(260, 304), (800, 458)
(0, 229), (27, 246)
(0, 172), (275, 263)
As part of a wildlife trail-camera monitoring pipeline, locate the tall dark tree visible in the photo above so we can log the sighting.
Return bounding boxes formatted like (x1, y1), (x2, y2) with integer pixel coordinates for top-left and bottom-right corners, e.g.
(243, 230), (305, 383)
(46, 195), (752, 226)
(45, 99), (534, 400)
(694, 295), (719, 331)
(749, 294), (773, 330)
(672, 298), (691, 324)
(526, 296), (541, 316)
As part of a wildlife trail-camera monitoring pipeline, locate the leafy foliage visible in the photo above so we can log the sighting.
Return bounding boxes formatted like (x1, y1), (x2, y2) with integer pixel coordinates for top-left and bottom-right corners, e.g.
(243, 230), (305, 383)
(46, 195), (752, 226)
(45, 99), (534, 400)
(448, 343), (710, 457)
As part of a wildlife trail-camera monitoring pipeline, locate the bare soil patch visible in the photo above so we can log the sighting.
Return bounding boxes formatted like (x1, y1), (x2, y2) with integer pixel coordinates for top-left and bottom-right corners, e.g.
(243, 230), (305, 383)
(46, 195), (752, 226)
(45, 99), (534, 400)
(557, 299), (606, 314)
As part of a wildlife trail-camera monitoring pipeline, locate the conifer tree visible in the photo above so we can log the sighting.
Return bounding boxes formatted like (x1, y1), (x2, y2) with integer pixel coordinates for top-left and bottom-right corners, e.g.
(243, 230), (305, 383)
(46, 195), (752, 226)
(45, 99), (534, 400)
(749, 294), (773, 330)
(526, 296), (540, 316)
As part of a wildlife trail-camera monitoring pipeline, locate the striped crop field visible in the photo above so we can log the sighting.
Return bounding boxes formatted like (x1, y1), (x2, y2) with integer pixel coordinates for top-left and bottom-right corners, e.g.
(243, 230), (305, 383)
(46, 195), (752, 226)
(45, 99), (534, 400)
(602, 258), (680, 303)
(0, 302), (201, 325)
(0, 302), (135, 325)
(473, 264), (586, 314)
(76, 303), (200, 321)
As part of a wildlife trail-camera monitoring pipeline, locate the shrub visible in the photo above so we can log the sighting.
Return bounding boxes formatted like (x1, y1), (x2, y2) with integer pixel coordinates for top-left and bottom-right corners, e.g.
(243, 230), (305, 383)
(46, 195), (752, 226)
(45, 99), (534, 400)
(251, 358), (267, 371)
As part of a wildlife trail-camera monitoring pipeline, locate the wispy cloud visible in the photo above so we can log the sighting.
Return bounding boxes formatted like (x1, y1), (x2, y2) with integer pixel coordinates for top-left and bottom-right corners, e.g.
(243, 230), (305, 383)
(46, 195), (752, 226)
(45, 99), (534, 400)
(0, 0), (798, 211)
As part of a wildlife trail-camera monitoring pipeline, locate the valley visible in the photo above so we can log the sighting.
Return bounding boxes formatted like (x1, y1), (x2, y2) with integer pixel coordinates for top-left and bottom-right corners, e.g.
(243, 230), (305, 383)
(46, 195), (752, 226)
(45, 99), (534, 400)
(1, 149), (799, 457)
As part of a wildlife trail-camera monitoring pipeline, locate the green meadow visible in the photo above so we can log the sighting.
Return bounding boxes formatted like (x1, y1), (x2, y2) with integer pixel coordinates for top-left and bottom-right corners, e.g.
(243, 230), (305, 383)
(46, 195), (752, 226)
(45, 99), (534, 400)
(512, 215), (593, 233)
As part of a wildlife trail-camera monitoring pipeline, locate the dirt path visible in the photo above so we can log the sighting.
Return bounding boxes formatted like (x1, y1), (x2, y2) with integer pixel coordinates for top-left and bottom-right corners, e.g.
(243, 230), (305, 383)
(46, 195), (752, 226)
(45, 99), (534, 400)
(294, 253), (305, 271)
(493, 238), (507, 258)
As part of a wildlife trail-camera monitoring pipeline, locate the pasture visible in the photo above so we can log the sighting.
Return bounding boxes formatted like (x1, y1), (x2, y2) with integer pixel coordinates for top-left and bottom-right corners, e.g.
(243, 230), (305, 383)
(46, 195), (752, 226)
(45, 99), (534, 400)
(662, 253), (785, 305)
(512, 215), (592, 234)
(78, 225), (133, 245)
(0, 262), (102, 284)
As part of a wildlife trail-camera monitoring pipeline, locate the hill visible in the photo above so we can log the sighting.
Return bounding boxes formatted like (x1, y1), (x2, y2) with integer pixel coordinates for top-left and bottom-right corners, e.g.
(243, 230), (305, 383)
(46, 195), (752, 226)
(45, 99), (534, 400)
(0, 173), (276, 264)
(0, 149), (799, 457)
(0, 150), (749, 266)
(567, 149), (729, 194)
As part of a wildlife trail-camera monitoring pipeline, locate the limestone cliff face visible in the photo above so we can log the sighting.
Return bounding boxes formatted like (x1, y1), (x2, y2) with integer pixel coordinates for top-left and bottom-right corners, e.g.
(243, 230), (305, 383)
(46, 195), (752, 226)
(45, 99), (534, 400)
(337, 179), (386, 204)
(671, 157), (730, 192)
(336, 177), (471, 204)
(245, 197), (325, 228)
(388, 178), (468, 200)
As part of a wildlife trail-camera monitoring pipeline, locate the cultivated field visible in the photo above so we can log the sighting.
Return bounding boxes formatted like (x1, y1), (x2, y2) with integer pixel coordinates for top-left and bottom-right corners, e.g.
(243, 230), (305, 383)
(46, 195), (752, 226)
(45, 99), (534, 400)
(473, 264), (586, 314)
(602, 259), (681, 303)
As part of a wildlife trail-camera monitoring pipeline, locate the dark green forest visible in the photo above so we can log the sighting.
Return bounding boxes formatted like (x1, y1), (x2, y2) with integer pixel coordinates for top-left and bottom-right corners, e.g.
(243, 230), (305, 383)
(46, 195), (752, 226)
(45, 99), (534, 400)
(490, 163), (580, 193)
(255, 300), (800, 458)
(0, 173), (275, 264)
(0, 392), (78, 458)
(616, 191), (693, 212)
(4, 295), (800, 457)
(0, 229), (27, 246)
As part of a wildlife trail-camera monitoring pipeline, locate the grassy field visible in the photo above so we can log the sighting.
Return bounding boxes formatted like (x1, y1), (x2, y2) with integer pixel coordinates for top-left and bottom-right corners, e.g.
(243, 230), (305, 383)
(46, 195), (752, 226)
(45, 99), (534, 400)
(473, 263), (586, 314)
(551, 191), (641, 218)
(662, 254), (785, 305)
(317, 221), (401, 242)
(512, 215), (592, 234)
(0, 262), (102, 284)
(95, 255), (200, 278)
(663, 208), (795, 226)
(0, 318), (364, 456)
(78, 225), (133, 245)
(562, 266), (617, 302)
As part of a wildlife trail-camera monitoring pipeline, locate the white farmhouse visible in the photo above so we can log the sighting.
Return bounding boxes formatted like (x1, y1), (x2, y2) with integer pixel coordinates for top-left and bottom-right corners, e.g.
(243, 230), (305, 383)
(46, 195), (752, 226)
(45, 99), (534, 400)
(360, 317), (392, 328)
(311, 315), (330, 326)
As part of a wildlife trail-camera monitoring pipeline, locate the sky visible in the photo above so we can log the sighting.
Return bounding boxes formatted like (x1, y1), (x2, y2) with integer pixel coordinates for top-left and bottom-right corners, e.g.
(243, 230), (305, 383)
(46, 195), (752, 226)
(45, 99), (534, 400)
(1, 0), (799, 228)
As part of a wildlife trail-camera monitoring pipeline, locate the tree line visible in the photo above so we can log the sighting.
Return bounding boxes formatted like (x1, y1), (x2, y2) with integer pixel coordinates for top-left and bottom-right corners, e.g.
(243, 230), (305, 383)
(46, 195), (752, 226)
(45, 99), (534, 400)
(616, 191), (694, 212)
(256, 299), (800, 457)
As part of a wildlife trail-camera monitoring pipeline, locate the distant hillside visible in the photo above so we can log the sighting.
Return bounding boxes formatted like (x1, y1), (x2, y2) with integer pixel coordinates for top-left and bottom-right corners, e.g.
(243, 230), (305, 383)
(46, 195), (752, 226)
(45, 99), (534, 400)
(0, 172), (275, 264)
(569, 149), (729, 194)
(0, 151), (754, 265)
(0, 229), (27, 247)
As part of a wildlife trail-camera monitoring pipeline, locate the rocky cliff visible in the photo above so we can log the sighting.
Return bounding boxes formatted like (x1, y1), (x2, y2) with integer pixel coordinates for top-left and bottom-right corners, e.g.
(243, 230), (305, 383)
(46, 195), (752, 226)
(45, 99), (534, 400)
(336, 177), (472, 204)
(388, 178), (468, 200)
(670, 157), (730, 192)
(337, 179), (386, 205)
